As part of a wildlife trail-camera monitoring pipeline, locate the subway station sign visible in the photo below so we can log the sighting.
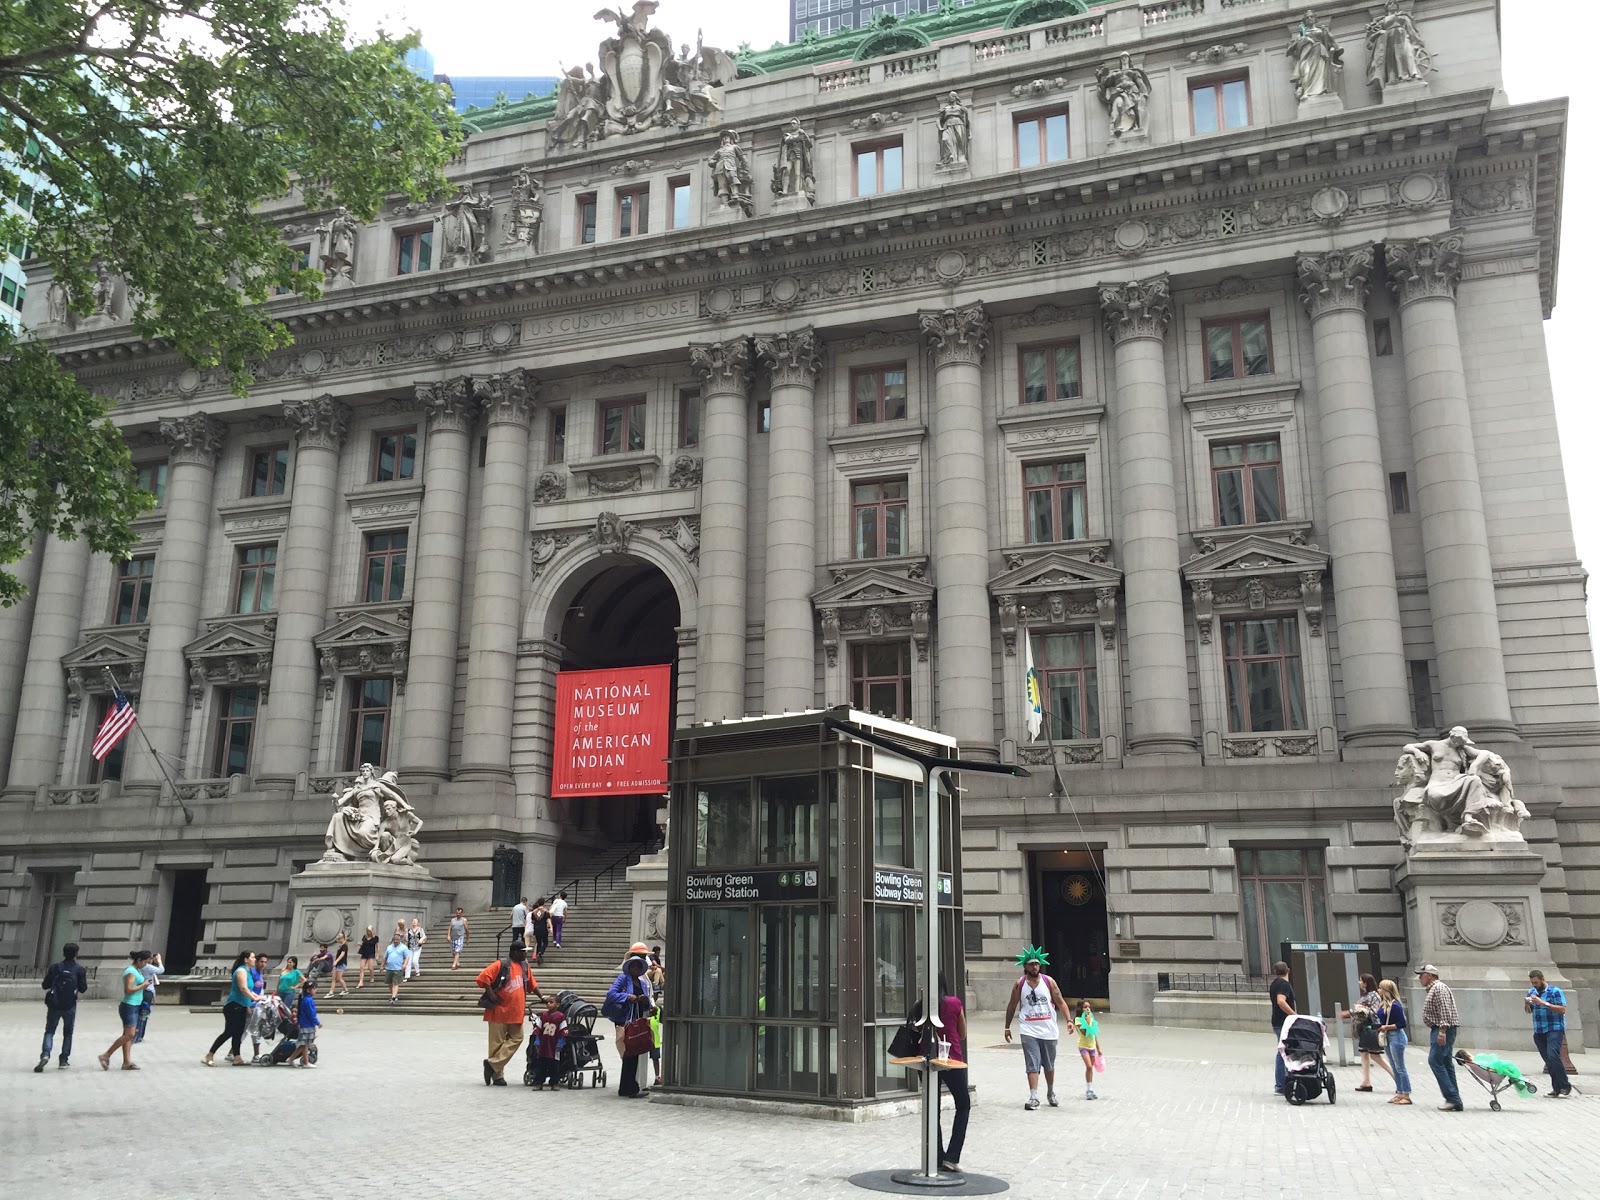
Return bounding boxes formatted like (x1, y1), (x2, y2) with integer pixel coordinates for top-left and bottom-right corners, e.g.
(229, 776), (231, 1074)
(551, 664), (672, 798)
(684, 869), (821, 903)
(873, 869), (956, 907)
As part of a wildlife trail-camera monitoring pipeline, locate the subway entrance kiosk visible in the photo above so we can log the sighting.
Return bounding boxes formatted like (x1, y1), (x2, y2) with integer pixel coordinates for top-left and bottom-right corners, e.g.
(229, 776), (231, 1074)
(661, 708), (1025, 1192)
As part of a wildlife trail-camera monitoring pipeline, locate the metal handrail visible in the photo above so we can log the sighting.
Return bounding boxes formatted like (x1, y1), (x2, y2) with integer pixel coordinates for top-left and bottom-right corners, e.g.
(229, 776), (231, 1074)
(492, 840), (649, 956)
(1156, 971), (1273, 994)
(0, 964), (100, 981)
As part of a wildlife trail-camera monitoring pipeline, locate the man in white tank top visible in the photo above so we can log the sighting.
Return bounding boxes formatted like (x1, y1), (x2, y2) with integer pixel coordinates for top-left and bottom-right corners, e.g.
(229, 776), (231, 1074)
(1003, 945), (1073, 1109)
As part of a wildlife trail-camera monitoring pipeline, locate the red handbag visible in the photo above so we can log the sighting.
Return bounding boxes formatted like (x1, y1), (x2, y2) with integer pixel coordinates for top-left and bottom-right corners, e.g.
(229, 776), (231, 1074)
(622, 1016), (655, 1057)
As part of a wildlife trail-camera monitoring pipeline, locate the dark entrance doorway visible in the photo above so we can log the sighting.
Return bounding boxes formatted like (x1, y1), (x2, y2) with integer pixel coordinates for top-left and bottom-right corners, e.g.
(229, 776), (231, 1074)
(163, 869), (208, 974)
(1029, 849), (1109, 1006)
(558, 562), (680, 845)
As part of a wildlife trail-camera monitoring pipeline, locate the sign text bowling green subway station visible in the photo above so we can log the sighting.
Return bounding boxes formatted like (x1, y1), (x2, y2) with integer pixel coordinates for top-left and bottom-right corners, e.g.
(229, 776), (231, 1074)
(684, 870), (820, 903)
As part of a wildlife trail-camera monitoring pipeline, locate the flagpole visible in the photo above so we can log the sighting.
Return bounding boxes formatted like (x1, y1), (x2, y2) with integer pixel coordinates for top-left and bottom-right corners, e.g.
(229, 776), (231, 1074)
(101, 667), (194, 825)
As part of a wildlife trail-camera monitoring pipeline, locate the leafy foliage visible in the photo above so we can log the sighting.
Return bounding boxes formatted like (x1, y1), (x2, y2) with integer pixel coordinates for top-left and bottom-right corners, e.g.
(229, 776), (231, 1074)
(0, 0), (463, 601)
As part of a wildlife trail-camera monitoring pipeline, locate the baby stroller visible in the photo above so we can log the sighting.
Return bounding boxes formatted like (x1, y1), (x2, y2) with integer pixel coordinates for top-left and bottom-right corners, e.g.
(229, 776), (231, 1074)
(258, 998), (318, 1066)
(523, 989), (607, 1089)
(248, 995), (289, 1063)
(1455, 1049), (1536, 1111)
(1279, 1014), (1336, 1105)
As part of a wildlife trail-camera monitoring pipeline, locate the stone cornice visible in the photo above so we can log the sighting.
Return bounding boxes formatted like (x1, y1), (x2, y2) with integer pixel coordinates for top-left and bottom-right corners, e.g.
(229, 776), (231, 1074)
(1099, 276), (1171, 344)
(282, 394), (350, 451)
(1296, 244), (1374, 318)
(158, 412), (227, 467)
(1386, 231), (1465, 306)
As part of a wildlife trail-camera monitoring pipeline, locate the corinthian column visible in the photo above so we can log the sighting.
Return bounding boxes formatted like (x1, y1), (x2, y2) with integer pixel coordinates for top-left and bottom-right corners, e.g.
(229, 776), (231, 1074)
(691, 339), (753, 722)
(1386, 232), (1514, 732)
(755, 328), (821, 714)
(0, 538), (44, 783)
(399, 378), (476, 781)
(918, 303), (995, 756)
(125, 412), (226, 784)
(1297, 247), (1413, 744)
(1099, 277), (1193, 754)
(6, 534), (91, 787)
(459, 369), (534, 779)
(257, 395), (349, 785)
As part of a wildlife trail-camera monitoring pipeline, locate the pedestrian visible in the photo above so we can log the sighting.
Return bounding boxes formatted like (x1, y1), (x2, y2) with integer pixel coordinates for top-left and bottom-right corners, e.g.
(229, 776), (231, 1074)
(475, 943), (542, 1086)
(1001, 945), (1073, 1109)
(530, 992), (568, 1090)
(1376, 978), (1412, 1105)
(645, 956), (666, 1002)
(1268, 960), (1297, 1095)
(405, 917), (426, 978)
(331, 933), (350, 996)
(35, 941), (88, 1072)
(449, 908), (470, 969)
(1340, 972), (1395, 1093)
(275, 955), (305, 1002)
(933, 973), (969, 1174)
(1417, 963), (1464, 1111)
(648, 1001), (663, 1087)
(383, 932), (409, 1005)
(290, 980), (321, 1069)
(356, 926), (378, 989)
(550, 891), (568, 947)
(1074, 1000), (1102, 1101)
(1524, 968), (1572, 1098)
(205, 950), (263, 1066)
(510, 896), (529, 949)
(531, 898), (551, 962)
(134, 951), (164, 1044)
(247, 948), (269, 1061)
(98, 949), (153, 1071)
(605, 944), (656, 1098)
(524, 898), (540, 959)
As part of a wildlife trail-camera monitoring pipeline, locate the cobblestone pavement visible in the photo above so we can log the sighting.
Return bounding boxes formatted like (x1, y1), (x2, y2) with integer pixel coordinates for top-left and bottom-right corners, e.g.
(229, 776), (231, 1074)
(2, 1001), (1595, 1199)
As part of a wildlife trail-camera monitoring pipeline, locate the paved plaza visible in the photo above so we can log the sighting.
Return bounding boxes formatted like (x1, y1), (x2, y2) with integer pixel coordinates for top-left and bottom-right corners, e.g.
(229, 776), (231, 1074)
(1, 1003), (1595, 1198)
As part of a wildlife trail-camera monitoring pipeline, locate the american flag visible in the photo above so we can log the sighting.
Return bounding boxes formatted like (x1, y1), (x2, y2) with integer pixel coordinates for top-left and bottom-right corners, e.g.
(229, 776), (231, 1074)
(92, 686), (138, 761)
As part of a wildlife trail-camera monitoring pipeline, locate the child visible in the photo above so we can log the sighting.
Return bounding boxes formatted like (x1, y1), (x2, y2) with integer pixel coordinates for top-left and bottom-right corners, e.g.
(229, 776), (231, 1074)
(648, 1001), (663, 1087)
(1074, 1000), (1101, 1101)
(531, 993), (567, 1090)
(291, 980), (321, 1068)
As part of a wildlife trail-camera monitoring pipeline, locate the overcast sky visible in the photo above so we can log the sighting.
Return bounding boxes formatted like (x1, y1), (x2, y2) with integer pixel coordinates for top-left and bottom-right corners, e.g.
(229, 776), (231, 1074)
(347, 1), (1597, 637)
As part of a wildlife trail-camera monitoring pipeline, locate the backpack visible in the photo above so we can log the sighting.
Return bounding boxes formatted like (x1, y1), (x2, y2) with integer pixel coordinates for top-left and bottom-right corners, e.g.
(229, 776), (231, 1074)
(45, 962), (79, 1010)
(478, 958), (511, 1010)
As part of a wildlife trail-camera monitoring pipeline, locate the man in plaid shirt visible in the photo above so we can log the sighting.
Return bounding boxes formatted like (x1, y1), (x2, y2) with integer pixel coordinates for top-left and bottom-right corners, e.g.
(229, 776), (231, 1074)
(1525, 969), (1572, 1097)
(1417, 964), (1463, 1110)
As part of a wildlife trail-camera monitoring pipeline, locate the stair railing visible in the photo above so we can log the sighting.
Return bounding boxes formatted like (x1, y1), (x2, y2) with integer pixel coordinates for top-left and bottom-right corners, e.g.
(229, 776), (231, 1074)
(492, 840), (649, 957)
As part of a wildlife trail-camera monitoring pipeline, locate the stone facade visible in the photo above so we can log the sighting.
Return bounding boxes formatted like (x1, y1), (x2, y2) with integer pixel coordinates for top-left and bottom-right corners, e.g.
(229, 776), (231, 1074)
(1, 0), (1593, 1033)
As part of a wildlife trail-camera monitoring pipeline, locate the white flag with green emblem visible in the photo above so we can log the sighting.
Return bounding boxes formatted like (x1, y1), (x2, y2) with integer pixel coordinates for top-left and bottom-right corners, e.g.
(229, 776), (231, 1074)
(1024, 632), (1044, 743)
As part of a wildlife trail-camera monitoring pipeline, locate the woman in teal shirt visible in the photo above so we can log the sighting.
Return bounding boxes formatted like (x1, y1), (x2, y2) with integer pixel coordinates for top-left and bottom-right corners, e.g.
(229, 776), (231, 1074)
(204, 951), (262, 1066)
(98, 949), (152, 1070)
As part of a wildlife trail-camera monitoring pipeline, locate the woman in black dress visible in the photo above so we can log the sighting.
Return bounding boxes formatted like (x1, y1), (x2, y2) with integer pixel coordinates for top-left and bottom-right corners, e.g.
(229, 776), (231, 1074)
(355, 926), (379, 989)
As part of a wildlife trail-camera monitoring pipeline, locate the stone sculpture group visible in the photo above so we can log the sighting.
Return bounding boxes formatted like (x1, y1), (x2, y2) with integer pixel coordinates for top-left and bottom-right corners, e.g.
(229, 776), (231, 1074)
(1393, 727), (1529, 847)
(320, 763), (424, 867)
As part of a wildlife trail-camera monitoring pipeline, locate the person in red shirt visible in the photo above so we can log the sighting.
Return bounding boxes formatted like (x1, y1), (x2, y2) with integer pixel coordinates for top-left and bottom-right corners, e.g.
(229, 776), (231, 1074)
(530, 993), (569, 1090)
(475, 944), (542, 1086)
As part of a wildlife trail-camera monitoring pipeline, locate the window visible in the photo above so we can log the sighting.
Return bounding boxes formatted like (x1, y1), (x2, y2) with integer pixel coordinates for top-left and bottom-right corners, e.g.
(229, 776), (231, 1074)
(693, 779), (754, 869)
(274, 245), (311, 295)
(850, 365), (908, 424)
(678, 389), (701, 448)
(852, 642), (913, 719)
(1032, 630), (1099, 739)
(1190, 75), (1251, 135)
(1237, 847), (1327, 976)
(1203, 314), (1272, 380)
(1408, 659), (1436, 732)
(90, 695), (127, 782)
(344, 677), (393, 769)
(853, 478), (908, 559)
(213, 687), (259, 776)
(854, 141), (903, 196)
(1019, 341), (1081, 404)
(577, 193), (598, 244)
(371, 429), (417, 483)
(756, 396), (771, 435)
(1223, 616), (1306, 733)
(616, 186), (649, 237)
(0, 277), (19, 308)
(1024, 459), (1087, 544)
(1015, 109), (1069, 168)
(246, 445), (289, 497)
(1389, 471), (1410, 514)
(233, 544), (277, 614)
(394, 225), (433, 275)
(362, 530), (408, 602)
(669, 177), (692, 229)
(114, 557), (155, 625)
(598, 396), (646, 455)
(547, 407), (567, 463)
(1373, 318), (1393, 356)
(134, 461), (168, 506)
(1211, 438), (1283, 526)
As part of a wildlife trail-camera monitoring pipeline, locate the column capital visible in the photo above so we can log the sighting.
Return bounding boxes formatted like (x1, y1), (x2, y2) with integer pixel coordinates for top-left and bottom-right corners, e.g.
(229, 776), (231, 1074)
(1099, 275), (1172, 344)
(476, 368), (537, 428)
(688, 338), (753, 394)
(1385, 231), (1464, 306)
(755, 327), (822, 387)
(157, 412), (227, 467)
(282, 394), (350, 451)
(1296, 244), (1375, 318)
(416, 377), (477, 435)
(918, 303), (989, 366)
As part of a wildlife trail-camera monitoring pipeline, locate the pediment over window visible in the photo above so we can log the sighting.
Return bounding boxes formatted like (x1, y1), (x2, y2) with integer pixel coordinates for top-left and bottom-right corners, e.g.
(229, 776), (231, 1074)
(312, 604), (412, 698)
(812, 564), (935, 667)
(1181, 531), (1330, 643)
(987, 548), (1123, 656)
(185, 617), (276, 706)
(62, 628), (148, 712)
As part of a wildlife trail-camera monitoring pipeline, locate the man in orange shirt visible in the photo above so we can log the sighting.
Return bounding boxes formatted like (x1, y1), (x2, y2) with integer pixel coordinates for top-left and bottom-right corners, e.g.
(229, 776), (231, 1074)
(475, 943), (543, 1085)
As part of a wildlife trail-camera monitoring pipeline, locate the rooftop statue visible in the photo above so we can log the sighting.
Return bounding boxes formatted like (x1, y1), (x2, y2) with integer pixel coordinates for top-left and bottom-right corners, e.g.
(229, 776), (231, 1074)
(1286, 10), (1343, 102)
(1365, 1), (1430, 88)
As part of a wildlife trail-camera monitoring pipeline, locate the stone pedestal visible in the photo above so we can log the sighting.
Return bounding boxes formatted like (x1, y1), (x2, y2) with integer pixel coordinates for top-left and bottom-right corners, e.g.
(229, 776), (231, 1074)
(1395, 846), (1583, 1051)
(1379, 78), (1430, 105)
(287, 861), (456, 958)
(1296, 93), (1345, 120)
(769, 192), (813, 216)
(1106, 128), (1149, 153)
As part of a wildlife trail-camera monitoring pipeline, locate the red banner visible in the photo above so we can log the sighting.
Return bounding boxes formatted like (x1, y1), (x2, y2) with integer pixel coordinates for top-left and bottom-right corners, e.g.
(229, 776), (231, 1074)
(551, 664), (672, 797)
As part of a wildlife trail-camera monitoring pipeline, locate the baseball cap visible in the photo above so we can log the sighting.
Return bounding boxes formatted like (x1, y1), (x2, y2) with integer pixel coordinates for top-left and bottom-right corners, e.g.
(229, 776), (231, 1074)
(1414, 963), (1440, 976)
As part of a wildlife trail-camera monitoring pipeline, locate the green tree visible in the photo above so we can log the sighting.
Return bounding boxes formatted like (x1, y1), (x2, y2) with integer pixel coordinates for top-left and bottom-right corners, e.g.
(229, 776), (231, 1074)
(0, 0), (463, 603)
